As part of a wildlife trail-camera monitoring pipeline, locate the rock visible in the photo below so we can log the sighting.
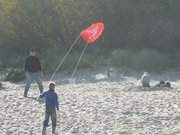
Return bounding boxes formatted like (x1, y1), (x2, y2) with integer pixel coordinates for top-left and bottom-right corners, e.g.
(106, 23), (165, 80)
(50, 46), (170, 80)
(0, 82), (3, 90)
(5, 69), (25, 82)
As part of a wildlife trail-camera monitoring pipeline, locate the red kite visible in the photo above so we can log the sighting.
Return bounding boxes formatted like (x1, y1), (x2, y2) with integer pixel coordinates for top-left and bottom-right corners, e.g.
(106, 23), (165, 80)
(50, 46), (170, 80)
(80, 22), (104, 44)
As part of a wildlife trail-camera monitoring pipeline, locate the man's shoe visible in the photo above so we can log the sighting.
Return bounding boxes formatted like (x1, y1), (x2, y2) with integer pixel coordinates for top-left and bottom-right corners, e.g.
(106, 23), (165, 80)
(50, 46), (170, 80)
(52, 131), (55, 134)
(42, 127), (46, 135)
(52, 128), (56, 135)
(24, 91), (28, 97)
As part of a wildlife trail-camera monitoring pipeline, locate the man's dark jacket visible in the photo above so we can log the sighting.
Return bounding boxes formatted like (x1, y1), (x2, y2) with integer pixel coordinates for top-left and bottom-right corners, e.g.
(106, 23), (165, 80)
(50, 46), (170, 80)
(25, 56), (41, 72)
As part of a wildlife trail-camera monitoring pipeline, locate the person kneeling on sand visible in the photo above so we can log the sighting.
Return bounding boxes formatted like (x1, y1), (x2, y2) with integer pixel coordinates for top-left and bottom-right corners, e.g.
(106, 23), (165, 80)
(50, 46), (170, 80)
(39, 82), (59, 135)
(141, 72), (151, 88)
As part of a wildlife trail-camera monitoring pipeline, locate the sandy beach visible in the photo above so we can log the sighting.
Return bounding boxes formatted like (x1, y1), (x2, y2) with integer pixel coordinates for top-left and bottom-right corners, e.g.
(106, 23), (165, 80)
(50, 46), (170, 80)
(1, 68), (180, 135)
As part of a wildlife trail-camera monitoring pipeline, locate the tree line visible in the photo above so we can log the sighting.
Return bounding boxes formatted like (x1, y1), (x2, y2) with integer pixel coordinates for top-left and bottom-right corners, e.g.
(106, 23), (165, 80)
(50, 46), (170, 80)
(0, 0), (180, 71)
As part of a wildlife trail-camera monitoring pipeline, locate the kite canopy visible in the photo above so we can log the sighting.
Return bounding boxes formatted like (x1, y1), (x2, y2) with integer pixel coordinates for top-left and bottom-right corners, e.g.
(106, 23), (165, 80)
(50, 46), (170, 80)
(80, 22), (104, 44)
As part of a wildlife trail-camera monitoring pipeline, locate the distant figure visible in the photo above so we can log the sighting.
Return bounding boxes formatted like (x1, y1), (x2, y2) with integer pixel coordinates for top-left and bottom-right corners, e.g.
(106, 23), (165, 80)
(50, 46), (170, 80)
(141, 72), (151, 88)
(40, 82), (59, 135)
(107, 68), (113, 78)
(165, 82), (171, 88)
(155, 80), (165, 87)
(155, 80), (171, 88)
(24, 49), (43, 97)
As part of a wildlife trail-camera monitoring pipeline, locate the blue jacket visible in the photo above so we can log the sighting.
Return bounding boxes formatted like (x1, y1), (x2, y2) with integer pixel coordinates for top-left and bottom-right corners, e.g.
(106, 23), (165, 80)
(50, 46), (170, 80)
(40, 90), (59, 110)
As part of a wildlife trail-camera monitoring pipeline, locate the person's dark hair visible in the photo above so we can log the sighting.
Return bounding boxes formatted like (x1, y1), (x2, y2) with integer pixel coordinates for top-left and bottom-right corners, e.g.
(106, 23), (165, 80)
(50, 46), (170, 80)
(49, 82), (56, 90)
(166, 82), (171, 88)
(29, 48), (36, 53)
(160, 80), (165, 85)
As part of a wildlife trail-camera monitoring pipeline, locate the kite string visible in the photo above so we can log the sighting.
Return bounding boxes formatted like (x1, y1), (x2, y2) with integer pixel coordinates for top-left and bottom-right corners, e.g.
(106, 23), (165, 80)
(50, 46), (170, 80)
(49, 35), (81, 82)
(71, 43), (88, 79)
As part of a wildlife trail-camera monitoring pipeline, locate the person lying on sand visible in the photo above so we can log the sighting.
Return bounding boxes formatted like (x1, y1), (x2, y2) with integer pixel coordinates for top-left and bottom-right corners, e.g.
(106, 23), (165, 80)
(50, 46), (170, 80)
(155, 80), (171, 88)
(39, 82), (59, 135)
(141, 72), (151, 88)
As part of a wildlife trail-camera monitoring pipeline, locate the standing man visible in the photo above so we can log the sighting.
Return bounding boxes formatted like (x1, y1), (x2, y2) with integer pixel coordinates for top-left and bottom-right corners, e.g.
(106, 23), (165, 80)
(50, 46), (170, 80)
(24, 49), (43, 97)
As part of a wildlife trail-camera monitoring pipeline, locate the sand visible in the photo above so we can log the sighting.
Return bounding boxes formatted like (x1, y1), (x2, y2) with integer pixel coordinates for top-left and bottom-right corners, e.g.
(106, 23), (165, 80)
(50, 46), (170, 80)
(1, 68), (180, 135)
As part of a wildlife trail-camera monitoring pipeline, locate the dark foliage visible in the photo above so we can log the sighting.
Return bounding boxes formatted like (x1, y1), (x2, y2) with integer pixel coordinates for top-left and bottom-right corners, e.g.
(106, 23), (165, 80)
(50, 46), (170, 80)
(0, 0), (180, 72)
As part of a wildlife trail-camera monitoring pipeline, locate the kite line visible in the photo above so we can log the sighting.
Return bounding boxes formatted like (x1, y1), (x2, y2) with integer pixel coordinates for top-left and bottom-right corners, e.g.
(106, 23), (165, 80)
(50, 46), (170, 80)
(49, 22), (104, 82)
(71, 43), (89, 79)
(49, 35), (81, 81)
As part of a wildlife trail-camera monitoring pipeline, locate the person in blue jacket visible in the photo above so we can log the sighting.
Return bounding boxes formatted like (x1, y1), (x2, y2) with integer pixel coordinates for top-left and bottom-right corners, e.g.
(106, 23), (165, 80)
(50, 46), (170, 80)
(40, 82), (59, 135)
